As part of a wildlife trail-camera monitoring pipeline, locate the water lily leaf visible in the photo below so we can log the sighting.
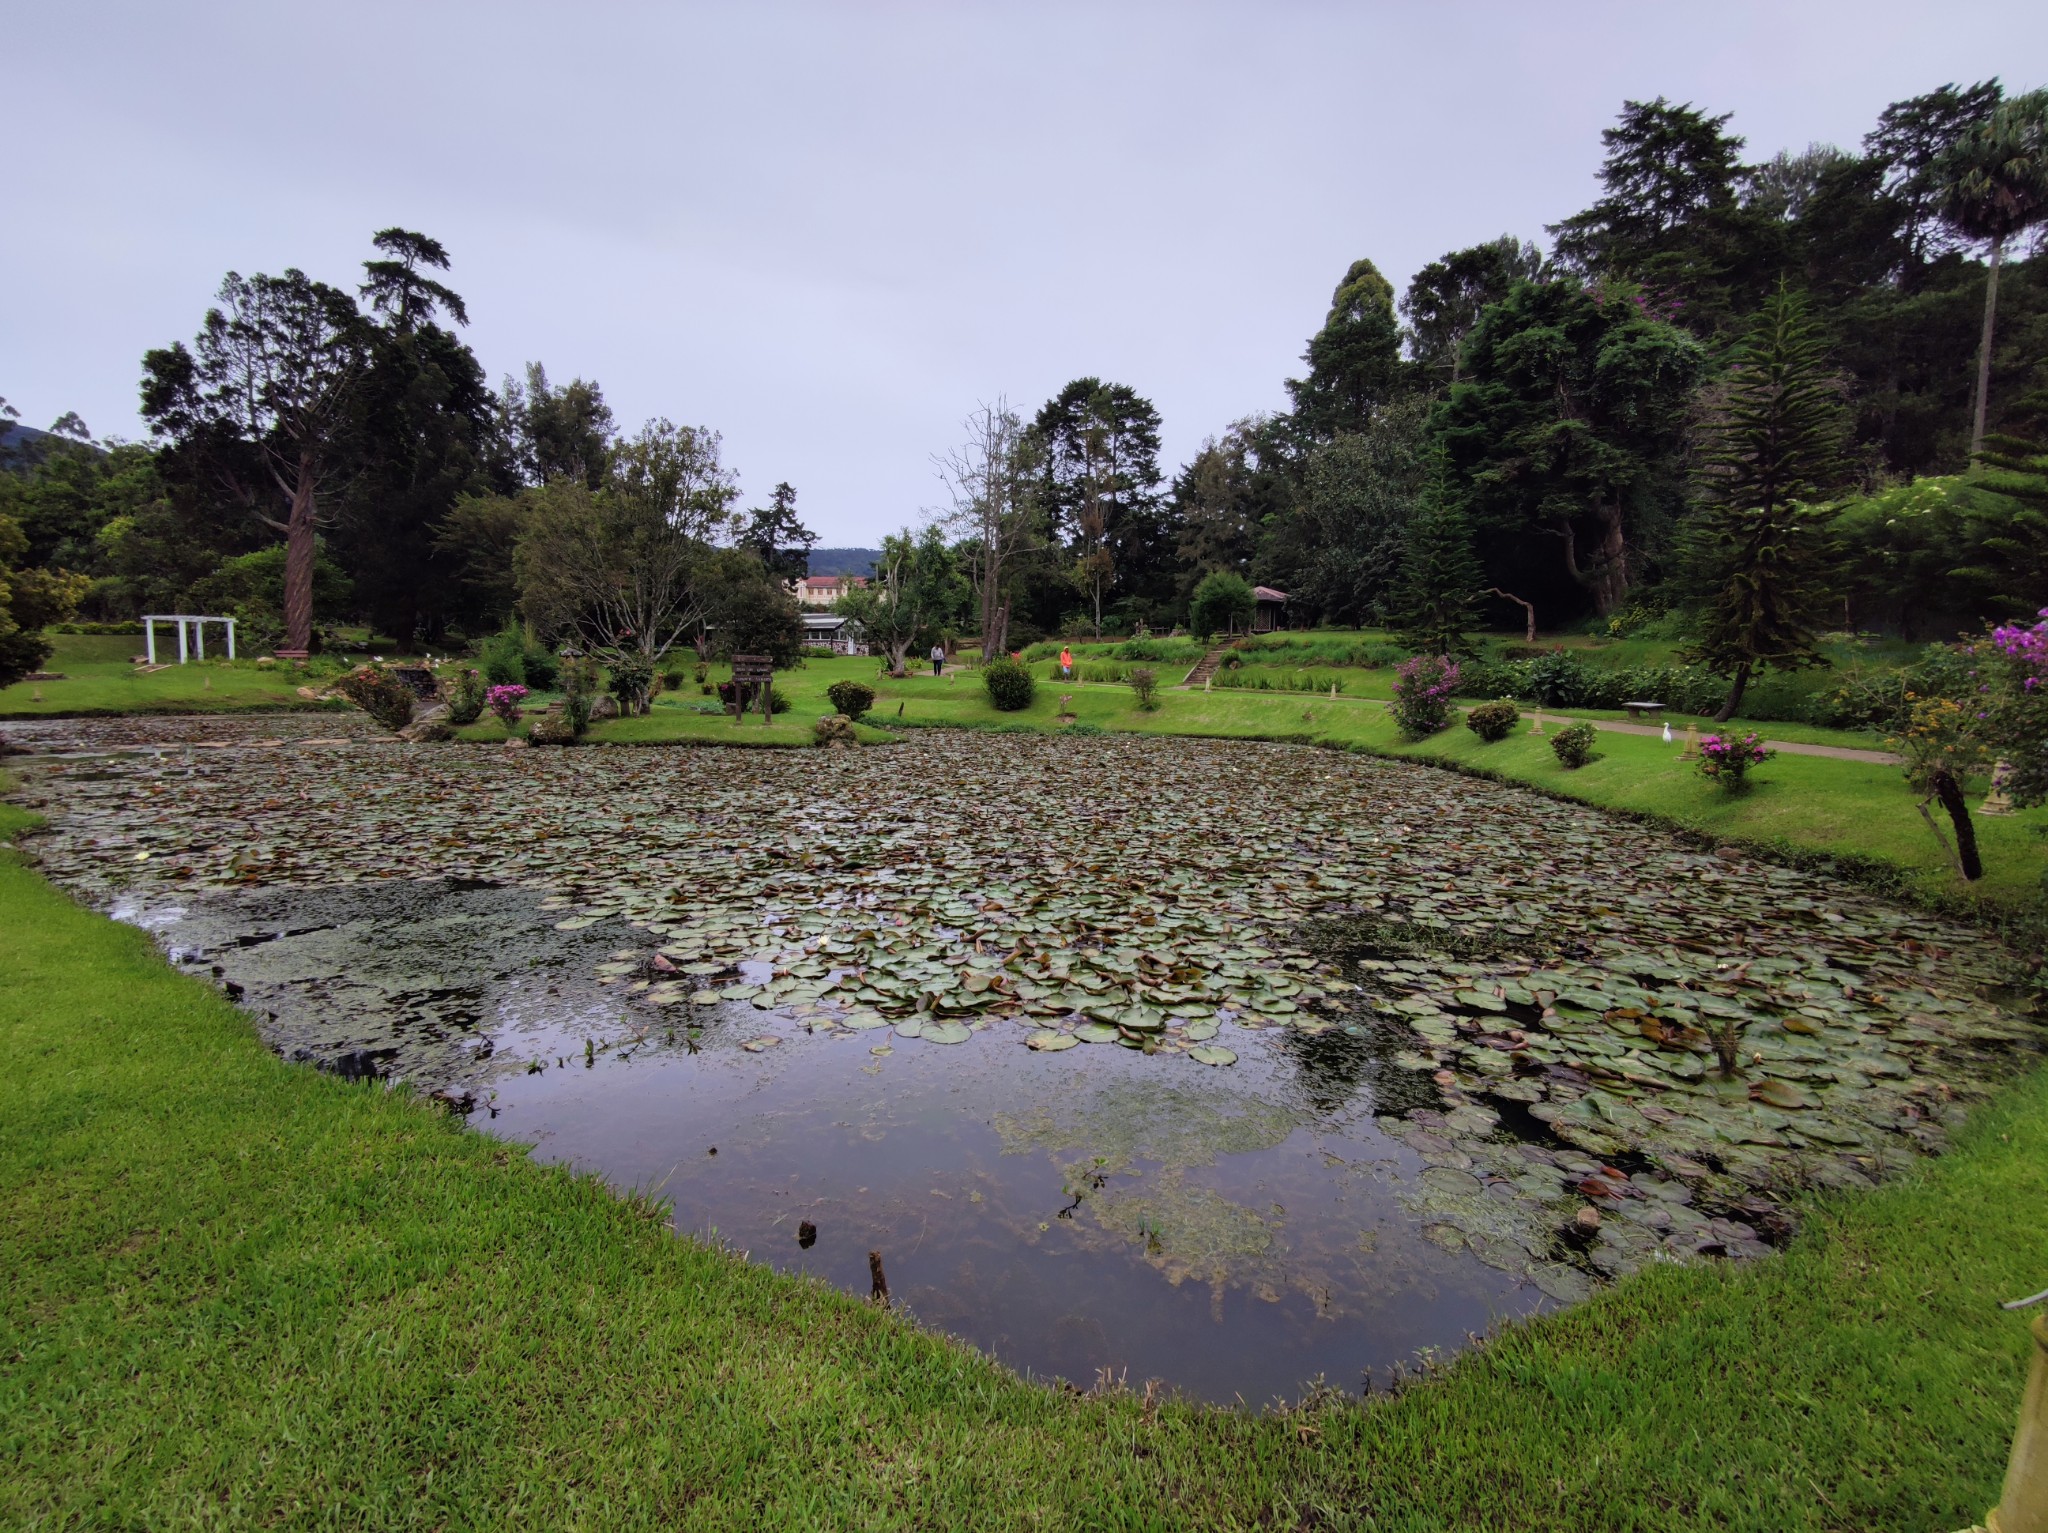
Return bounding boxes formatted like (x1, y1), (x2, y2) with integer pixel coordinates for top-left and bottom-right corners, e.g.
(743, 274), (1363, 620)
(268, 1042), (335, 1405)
(1074, 1022), (1121, 1044)
(1186, 1044), (1237, 1067)
(741, 1035), (781, 1052)
(1025, 1030), (1078, 1051)
(1752, 1078), (1815, 1110)
(924, 1021), (973, 1045)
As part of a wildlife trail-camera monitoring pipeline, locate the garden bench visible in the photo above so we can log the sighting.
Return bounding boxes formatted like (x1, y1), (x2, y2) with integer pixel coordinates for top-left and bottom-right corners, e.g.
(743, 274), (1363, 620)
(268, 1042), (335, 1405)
(1621, 701), (1667, 721)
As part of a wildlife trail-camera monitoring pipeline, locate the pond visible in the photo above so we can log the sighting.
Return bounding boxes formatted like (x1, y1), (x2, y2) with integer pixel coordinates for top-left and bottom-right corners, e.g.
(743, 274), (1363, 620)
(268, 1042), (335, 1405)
(5, 720), (2035, 1404)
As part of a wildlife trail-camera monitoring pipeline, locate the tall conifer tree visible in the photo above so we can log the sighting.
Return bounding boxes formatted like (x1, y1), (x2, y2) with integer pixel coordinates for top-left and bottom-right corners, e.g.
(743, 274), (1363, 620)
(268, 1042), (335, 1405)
(1685, 283), (1846, 721)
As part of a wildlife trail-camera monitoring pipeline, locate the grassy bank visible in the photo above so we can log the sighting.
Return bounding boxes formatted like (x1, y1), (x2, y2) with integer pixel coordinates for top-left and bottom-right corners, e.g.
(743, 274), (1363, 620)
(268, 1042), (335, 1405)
(1, 788), (2043, 1528)
(0, 634), (348, 717)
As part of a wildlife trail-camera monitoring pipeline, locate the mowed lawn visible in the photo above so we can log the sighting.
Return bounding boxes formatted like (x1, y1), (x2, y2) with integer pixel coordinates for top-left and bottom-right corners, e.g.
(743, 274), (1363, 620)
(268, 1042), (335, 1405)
(2, 784), (2045, 1528)
(0, 634), (346, 716)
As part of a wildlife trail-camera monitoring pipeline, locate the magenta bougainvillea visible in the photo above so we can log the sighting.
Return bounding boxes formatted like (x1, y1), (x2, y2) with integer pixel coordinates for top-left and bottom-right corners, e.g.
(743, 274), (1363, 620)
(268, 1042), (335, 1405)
(1696, 730), (1774, 792)
(1390, 654), (1461, 739)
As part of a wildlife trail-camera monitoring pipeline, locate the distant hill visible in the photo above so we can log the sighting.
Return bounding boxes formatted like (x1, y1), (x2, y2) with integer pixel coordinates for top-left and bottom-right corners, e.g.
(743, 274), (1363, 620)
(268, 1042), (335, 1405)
(808, 547), (881, 577)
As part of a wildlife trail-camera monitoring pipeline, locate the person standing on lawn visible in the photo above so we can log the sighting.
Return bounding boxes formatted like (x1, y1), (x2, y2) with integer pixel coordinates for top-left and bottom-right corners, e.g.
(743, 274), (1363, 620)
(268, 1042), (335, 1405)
(930, 642), (945, 677)
(1059, 645), (1073, 680)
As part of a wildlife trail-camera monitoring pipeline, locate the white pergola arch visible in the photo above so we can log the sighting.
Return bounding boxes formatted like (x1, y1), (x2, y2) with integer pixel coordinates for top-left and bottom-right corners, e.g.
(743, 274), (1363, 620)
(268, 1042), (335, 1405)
(142, 615), (236, 664)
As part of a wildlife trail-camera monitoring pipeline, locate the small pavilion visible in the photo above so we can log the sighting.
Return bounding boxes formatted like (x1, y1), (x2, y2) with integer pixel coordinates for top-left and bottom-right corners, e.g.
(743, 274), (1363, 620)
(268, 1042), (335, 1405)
(142, 615), (236, 664)
(1251, 586), (1290, 633)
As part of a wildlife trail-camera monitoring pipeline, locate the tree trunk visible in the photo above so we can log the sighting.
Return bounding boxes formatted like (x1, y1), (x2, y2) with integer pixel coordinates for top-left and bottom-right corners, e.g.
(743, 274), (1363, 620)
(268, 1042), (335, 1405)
(282, 455), (318, 653)
(1970, 235), (2003, 461)
(1553, 507), (1630, 616)
(1932, 767), (1984, 881)
(1486, 588), (1536, 642)
(1714, 661), (1751, 724)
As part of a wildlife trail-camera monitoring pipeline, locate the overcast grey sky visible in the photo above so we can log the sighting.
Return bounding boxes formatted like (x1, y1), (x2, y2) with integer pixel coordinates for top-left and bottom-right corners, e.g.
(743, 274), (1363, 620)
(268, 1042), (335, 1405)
(5, 2), (2041, 544)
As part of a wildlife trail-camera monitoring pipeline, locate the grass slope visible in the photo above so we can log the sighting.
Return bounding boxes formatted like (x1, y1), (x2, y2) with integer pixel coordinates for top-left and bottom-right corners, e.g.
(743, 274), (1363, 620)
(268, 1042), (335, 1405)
(0, 635), (344, 717)
(1, 785), (2044, 1528)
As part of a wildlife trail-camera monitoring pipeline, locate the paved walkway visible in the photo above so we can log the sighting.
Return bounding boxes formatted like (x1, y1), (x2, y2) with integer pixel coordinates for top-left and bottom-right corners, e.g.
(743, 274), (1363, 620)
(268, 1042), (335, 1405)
(1161, 677), (1902, 765)
(1545, 711), (1901, 764)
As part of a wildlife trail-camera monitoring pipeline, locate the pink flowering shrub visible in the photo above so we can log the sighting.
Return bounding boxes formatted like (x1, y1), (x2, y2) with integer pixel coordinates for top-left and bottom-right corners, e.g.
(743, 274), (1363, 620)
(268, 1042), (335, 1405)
(486, 683), (530, 730)
(1976, 607), (2048, 807)
(1697, 730), (1774, 792)
(1390, 654), (1460, 739)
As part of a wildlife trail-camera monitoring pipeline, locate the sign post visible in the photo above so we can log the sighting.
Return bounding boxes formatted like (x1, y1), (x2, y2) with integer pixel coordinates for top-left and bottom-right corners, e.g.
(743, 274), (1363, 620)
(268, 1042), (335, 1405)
(731, 654), (773, 726)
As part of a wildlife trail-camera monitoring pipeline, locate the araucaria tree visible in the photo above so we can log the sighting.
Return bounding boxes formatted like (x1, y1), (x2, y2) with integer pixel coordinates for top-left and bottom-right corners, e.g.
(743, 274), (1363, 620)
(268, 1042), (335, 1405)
(1684, 284), (1847, 721)
(1387, 479), (1483, 656)
(142, 270), (374, 653)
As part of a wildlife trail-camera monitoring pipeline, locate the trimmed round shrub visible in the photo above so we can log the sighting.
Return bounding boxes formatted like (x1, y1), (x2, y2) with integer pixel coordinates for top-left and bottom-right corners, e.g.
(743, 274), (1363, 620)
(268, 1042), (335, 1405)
(982, 656), (1036, 712)
(1550, 721), (1599, 769)
(1464, 698), (1521, 743)
(827, 680), (877, 720)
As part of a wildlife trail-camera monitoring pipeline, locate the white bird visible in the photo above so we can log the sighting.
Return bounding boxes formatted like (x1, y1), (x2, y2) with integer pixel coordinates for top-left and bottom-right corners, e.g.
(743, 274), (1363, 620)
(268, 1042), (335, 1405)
(1661, 720), (1674, 743)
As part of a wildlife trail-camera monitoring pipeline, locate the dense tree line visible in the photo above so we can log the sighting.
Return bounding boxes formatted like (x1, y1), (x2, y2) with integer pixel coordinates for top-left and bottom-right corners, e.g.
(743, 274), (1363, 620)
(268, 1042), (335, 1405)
(2, 78), (2044, 687)
(913, 80), (2046, 657)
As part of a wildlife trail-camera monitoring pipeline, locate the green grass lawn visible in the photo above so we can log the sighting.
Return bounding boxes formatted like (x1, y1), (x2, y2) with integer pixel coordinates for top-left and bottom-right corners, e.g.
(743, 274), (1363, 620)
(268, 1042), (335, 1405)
(2, 780), (2044, 1528)
(0, 634), (353, 717)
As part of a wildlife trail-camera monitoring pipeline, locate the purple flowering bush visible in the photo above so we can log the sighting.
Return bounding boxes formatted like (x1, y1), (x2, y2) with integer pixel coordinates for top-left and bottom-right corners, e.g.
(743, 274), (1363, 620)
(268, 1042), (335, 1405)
(1975, 607), (2048, 807)
(1697, 730), (1774, 792)
(1390, 654), (1460, 739)
(486, 683), (530, 730)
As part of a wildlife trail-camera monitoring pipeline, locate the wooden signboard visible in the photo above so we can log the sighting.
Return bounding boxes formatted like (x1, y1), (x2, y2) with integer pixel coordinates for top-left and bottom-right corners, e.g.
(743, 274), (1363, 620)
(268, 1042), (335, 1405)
(731, 654), (773, 725)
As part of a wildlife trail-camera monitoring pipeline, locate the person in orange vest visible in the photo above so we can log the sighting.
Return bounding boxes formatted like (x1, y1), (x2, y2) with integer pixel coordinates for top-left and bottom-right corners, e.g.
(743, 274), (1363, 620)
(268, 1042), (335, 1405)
(1059, 645), (1074, 680)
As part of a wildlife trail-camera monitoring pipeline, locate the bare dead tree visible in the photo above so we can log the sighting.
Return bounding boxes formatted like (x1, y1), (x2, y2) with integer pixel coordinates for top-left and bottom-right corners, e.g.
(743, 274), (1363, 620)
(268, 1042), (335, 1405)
(937, 399), (1043, 659)
(1486, 588), (1537, 642)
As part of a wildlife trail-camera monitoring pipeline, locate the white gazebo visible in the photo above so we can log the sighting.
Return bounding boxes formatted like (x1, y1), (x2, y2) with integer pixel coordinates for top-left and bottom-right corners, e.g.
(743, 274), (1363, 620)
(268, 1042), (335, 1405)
(142, 614), (237, 664)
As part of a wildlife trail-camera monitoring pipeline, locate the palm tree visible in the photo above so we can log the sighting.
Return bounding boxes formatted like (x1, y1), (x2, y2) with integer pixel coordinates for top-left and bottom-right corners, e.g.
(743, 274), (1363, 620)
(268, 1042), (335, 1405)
(1939, 90), (2048, 459)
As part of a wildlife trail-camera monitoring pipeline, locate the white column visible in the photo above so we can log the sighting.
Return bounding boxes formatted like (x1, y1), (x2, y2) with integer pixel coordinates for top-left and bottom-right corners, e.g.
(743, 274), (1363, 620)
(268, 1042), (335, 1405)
(226, 619), (236, 660)
(145, 618), (157, 665)
(177, 620), (189, 664)
(194, 620), (205, 660)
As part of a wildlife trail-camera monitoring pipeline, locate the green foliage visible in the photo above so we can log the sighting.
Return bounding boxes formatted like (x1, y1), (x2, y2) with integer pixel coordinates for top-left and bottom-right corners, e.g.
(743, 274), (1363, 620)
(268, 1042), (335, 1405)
(704, 557), (803, 668)
(1286, 257), (1411, 440)
(981, 656), (1036, 712)
(607, 653), (654, 714)
(1388, 494), (1482, 656)
(476, 624), (558, 689)
(1263, 399), (1428, 625)
(826, 680), (876, 720)
(1550, 721), (1600, 768)
(1465, 699), (1521, 743)
(443, 667), (487, 725)
(1128, 667), (1159, 711)
(187, 545), (353, 657)
(558, 655), (601, 737)
(0, 510), (90, 688)
(331, 664), (416, 731)
(1188, 570), (1255, 638)
(1436, 277), (1704, 616)
(1681, 284), (1848, 719)
(836, 526), (965, 675)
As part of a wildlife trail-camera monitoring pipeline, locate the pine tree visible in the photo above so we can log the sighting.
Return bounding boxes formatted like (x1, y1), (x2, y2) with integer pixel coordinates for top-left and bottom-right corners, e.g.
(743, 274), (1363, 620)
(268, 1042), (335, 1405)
(1387, 487), (1482, 656)
(1684, 283), (1847, 722)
